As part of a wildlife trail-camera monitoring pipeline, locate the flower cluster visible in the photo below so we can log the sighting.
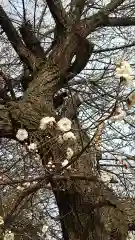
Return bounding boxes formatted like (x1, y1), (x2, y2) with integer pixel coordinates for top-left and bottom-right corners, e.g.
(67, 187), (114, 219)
(39, 117), (75, 170)
(57, 118), (72, 132)
(58, 131), (76, 144)
(39, 116), (56, 130)
(115, 60), (135, 109)
(116, 61), (133, 84)
(4, 231), (14, 240)
(63, 131), (76, 141)
(16, 129), (28, 141)
(126, 231), (135, 240)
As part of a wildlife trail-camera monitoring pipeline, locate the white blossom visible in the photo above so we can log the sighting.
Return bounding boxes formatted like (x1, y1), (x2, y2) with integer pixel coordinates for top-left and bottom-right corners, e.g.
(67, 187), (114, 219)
(63, 131), (76, 141)
(116, 61), (132, 75)
(4, 231), (14, 240)
(116, 61), (133, 83)
(57, 118), (72, 132)
(16, 186), (24, 191)
(42, 224), (49, 234)
(127, 232), (135, 240)
(16, 129), (28, 141)
(66, 147), (74, 160)
(39, 116), (56, 130)
(0, 216), (4, 225)
(28, 143), (37, 151)
(62, 159), (69, 167)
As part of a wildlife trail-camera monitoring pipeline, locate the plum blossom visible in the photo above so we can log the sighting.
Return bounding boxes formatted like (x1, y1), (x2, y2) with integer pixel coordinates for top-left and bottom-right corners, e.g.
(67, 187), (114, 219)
(39, 116), (56, 130)
(66, 147), (74, 160)
(126, 231), (135, 240)
(4, 231), (14, 240)
(0, 216), (4, 225)
(116, 61), (133, 81)
(63, 131), (76, 141)
(28, 143), (37, 151)
(16, 129), (28, 141)
(57, 118), (72, 132)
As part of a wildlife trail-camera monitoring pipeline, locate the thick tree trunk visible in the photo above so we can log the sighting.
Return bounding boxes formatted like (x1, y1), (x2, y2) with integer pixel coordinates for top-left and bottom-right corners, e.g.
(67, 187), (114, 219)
(51, 139), (128, 240)
(2, 64), (128, 239)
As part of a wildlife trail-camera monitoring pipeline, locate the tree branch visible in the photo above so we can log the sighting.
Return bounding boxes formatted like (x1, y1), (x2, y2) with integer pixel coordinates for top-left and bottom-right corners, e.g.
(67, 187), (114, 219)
(93, 42), (135, 53)
(19, 21), (45, 59)
(0, 5), (41, 70)
(77, 0), (127, 37)
(101, 17), (135, 27)
(0, 70), (16, 100)
(46, 0), (69, 28)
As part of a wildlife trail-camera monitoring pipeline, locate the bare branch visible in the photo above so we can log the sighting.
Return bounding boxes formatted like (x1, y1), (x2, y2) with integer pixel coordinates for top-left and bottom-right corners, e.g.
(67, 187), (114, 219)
(37, 4), (47, 34)
(46, 0), (69, 28)
(77, 0), (127, 37)
(102, 17), (135, 27)
(0, 5), (41, 70)
(19, 21), (45, 59)
(93, 42), (135, 53)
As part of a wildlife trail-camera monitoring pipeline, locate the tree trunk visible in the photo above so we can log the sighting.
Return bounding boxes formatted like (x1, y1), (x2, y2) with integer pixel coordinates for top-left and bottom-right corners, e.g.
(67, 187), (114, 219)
(3, 63), (128, 239)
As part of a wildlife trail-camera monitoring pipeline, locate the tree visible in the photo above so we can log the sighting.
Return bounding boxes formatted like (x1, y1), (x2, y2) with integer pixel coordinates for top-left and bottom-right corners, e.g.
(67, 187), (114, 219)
(0, 0), (135, 239)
